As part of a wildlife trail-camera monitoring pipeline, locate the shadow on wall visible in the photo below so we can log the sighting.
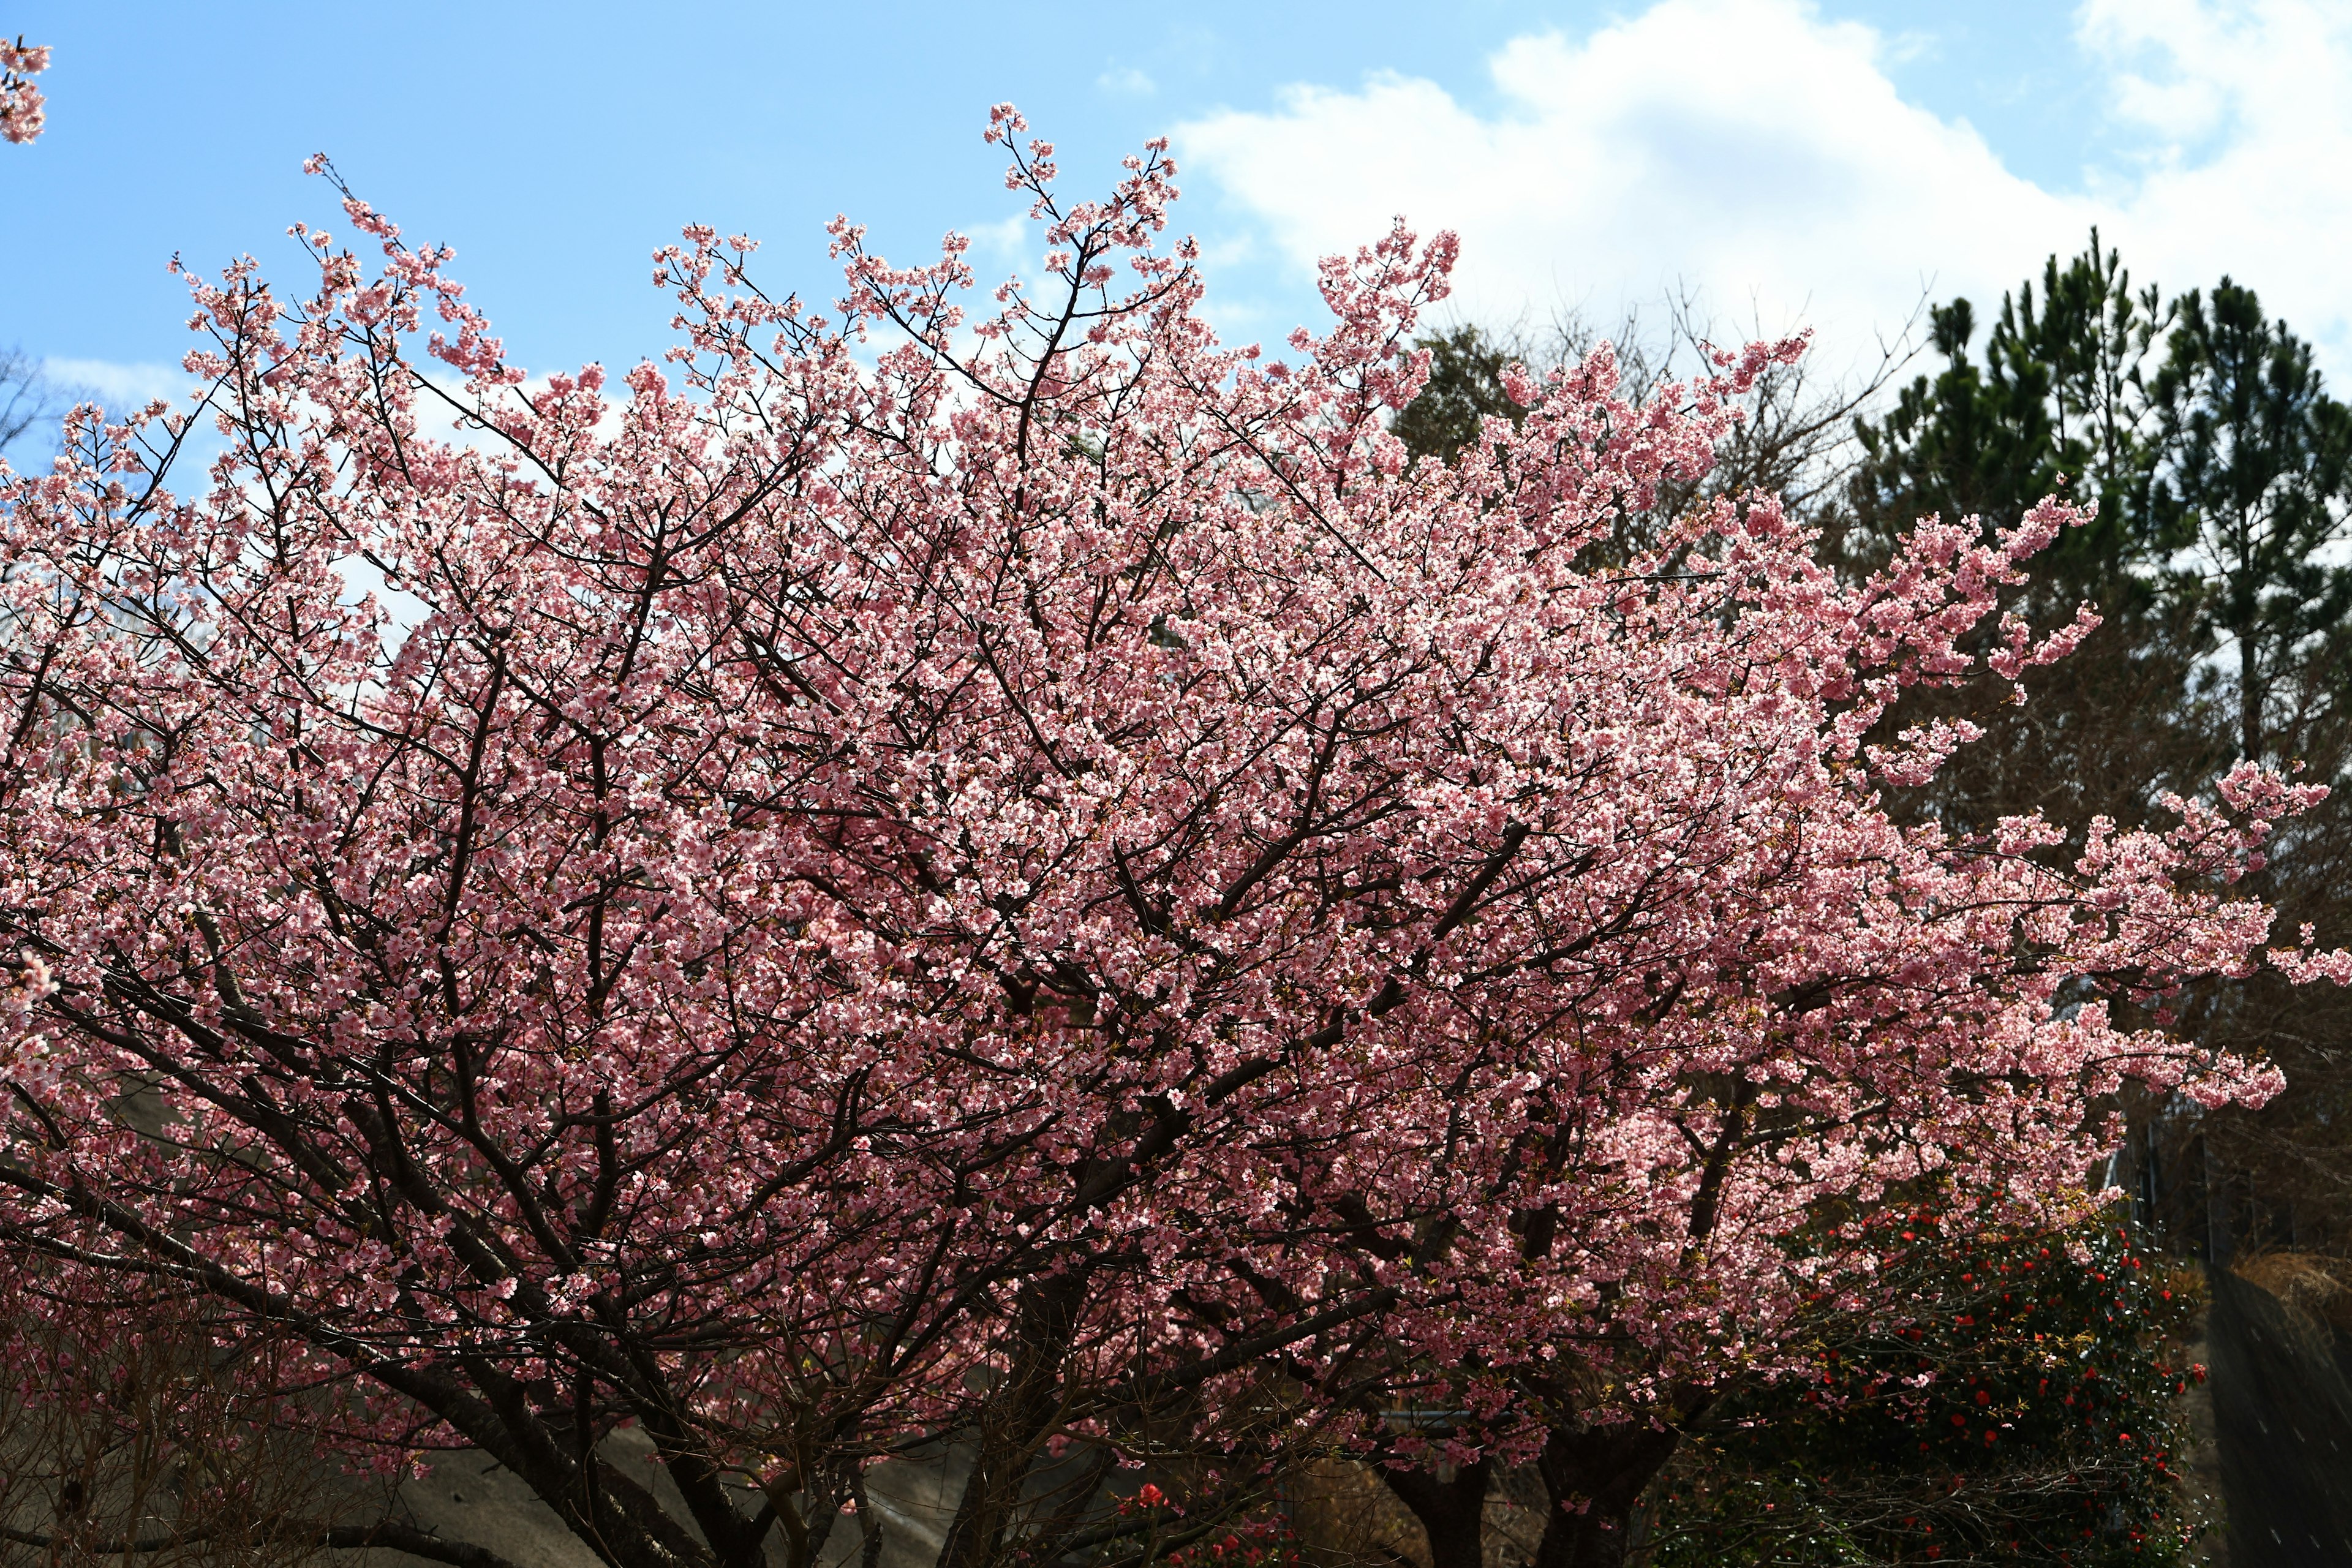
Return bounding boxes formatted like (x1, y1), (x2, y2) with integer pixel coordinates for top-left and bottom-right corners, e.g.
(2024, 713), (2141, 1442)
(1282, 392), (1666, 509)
(354, 1433), (972, 1568)
(2205, 1262), (2352, 1566)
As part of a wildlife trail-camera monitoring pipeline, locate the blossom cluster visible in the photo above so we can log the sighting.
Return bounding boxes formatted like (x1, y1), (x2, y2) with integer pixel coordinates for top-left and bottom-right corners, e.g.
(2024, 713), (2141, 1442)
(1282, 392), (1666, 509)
(1, 36), (46, 145)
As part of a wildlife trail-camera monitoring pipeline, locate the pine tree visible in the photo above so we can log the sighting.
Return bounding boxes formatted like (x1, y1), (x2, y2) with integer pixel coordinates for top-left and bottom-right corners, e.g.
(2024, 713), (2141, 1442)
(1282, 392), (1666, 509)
(1843, 237), (2212, 840)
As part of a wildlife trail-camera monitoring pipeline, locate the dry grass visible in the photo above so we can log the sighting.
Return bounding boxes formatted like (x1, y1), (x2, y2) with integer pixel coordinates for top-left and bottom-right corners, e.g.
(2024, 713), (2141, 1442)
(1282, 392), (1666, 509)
(2231, 1248), (2352, 1329)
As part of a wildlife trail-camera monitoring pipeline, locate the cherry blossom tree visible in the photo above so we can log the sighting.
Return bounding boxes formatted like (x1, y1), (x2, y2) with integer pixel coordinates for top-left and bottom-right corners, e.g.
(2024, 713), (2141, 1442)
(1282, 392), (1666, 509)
(0, 110), (2334, 1568)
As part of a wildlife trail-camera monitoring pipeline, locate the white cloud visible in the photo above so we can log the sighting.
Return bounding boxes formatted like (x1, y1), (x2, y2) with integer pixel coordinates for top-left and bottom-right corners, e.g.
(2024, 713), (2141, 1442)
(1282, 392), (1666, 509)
(43, 358), (191, 410)
(1175, 0), (2352, 382)
(1098, 65), (1156, 97)
(964, 214), (1033, 265)
(2073, 0), (2352, 362)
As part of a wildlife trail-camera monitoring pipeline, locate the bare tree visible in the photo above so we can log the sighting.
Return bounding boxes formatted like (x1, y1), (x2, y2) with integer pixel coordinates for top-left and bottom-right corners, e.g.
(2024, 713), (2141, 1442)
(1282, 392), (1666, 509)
(1394, 287), (1924, 544)
(0, 346), (75, 459)
(1538, 284), (1926, 526)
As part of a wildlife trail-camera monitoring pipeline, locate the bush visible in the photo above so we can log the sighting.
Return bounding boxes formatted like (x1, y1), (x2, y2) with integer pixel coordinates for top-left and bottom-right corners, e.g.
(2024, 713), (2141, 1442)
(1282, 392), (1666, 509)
(1649, 1206), (2201, 1565)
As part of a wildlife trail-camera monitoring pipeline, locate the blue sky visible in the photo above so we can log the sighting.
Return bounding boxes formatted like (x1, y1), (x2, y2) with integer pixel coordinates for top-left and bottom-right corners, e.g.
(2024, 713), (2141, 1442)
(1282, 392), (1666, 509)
(2, 1), (2343, 410)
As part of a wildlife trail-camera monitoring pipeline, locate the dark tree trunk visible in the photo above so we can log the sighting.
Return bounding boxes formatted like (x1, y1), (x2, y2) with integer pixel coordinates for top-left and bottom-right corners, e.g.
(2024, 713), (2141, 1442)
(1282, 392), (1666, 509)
(935, 1273), (1088, 1568)
(1530, 1423), (1683, 1568)
(1379, 1458), (1493, 1568)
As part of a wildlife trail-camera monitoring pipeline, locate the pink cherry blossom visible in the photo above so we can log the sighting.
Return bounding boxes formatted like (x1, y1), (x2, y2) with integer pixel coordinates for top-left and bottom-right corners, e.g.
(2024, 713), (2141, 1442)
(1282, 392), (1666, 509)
(0, 36), (47, 145)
